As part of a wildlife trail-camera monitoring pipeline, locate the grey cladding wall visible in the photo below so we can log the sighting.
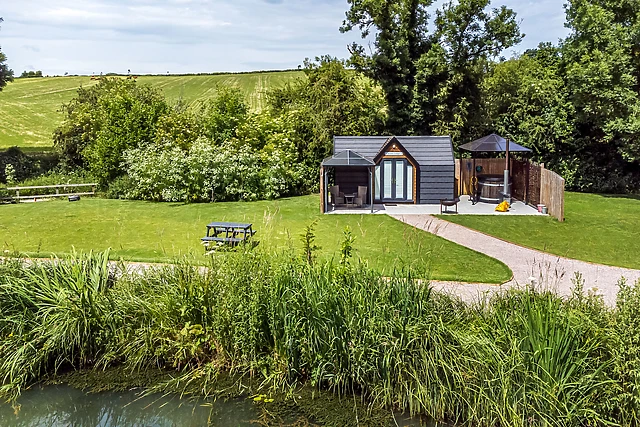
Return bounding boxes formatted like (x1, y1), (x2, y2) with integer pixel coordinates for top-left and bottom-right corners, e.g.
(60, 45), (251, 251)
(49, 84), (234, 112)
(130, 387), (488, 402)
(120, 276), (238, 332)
(334, 136), (455, 203)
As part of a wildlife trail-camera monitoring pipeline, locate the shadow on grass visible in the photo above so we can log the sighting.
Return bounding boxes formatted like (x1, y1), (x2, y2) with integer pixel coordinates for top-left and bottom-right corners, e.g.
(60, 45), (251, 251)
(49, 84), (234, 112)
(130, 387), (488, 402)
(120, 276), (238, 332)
(593, 193), (640, 201)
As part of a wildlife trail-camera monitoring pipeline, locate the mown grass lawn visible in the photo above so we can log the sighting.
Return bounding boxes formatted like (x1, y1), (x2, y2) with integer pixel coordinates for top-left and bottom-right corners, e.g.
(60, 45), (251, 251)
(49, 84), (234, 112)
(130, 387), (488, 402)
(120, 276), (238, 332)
(0, 71), (302, 149)
(440, 192), (640, 270)
(0, 195), (511, 283)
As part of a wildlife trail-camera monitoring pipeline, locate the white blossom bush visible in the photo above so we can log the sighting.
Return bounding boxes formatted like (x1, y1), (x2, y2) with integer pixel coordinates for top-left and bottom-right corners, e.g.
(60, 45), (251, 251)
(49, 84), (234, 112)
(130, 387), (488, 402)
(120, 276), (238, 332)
(121, 115), (304, 203)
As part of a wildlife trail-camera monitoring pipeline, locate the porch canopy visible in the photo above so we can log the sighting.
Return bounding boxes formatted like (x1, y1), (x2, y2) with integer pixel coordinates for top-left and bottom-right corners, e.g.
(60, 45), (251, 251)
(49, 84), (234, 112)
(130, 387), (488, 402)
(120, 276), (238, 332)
(322, 149), (375, 167)
(320, 150), (375, 213)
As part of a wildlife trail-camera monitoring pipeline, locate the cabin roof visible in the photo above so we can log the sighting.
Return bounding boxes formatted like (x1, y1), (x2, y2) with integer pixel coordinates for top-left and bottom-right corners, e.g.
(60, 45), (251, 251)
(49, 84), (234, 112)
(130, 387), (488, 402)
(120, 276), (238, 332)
(333, 136), (454, 167)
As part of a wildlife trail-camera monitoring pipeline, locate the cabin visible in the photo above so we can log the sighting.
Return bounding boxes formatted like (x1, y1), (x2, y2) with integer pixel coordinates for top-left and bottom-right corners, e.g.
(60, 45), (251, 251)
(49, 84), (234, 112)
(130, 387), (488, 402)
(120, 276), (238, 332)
(320, 136), (455, 213)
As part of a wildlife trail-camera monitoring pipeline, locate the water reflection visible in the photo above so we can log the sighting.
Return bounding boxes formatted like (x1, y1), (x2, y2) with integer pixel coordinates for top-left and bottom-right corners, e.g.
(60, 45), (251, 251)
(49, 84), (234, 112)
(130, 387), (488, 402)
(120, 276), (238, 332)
(0, 385), (258, 426)
(0, 385), (438, 426)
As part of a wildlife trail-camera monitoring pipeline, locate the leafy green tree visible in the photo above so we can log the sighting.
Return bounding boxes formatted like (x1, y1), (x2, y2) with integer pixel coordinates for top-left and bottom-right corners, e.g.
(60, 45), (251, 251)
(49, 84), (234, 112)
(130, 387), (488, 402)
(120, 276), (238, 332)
(563, 0), (640, 160)
(200, 85), (249, 144)
(153, 102), (203, 150)
(269, 56), (386, 170)
(19, 70), (43, 78)
(54, 78), (168, 186)
(341, 0), (521, 140)
(482, 54), (575, 158)
(557, 0), (640, 190)
(0, 18), (14, 92)
(341, 0), (433, 134)
(480, 53), (585, 186)
(418, 0), (522, 144)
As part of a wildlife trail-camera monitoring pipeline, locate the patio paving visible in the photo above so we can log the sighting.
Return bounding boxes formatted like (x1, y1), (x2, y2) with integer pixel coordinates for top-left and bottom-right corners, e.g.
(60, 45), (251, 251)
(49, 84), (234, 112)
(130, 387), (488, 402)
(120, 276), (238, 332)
(326, 195), (545, 216)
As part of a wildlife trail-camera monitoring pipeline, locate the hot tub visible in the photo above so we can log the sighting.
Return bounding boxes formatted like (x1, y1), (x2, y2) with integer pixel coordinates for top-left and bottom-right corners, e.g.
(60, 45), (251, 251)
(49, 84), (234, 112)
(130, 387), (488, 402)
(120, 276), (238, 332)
(477, 175), (511, 204)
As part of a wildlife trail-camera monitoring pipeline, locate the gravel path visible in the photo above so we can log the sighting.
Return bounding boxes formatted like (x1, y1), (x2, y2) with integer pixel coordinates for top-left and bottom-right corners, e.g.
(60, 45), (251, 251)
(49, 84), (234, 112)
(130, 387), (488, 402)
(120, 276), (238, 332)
(392, 214), (640, 306)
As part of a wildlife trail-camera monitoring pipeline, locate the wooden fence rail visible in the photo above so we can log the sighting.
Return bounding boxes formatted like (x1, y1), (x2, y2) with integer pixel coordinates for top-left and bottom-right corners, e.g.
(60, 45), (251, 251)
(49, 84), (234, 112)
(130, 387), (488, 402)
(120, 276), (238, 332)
(4, 183), (97, 202)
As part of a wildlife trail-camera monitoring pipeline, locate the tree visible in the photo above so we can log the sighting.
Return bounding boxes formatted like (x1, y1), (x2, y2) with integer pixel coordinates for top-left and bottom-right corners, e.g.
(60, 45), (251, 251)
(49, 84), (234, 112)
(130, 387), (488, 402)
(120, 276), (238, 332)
(268, 56), (387, 168)
(199, 85), (249, 144)
(20, 70), (43, 78)
(341, 0), (521, 140)
(341, 0), (433, 134)
(0, 18), (14, 92)
(417, 0), (522, 143)
(481, 52), (575, 165)
(54, 78), (169, 186)
(563, 0), (640, 157)
(558, 0), (640, 190)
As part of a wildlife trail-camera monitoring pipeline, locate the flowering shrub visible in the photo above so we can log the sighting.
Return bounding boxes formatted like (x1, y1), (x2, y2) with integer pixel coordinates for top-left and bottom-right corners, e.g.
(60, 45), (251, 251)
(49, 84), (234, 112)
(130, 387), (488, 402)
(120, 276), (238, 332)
(122, 122), (304, 203)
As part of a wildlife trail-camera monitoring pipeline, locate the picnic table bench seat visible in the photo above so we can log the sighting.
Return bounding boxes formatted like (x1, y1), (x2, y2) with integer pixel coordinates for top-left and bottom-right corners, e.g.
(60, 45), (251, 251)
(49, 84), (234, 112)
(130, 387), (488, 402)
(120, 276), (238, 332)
(201, 236), (244, 244)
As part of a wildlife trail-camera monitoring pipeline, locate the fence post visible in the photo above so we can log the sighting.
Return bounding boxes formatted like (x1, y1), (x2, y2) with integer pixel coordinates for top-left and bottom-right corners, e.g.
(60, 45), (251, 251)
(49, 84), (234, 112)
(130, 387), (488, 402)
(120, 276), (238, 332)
(525, 160), (530, 204)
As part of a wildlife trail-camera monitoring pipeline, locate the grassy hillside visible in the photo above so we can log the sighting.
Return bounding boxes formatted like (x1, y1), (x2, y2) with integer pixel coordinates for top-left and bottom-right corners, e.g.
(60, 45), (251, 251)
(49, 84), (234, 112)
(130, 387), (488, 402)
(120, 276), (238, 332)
(0, 71), (303, 149)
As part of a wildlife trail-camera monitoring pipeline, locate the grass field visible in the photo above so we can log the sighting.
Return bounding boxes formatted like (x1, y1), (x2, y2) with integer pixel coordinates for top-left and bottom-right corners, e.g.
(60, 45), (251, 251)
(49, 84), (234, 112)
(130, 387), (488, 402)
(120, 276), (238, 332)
(440, 192), (640, 270)
(0, 195), (511, 283)
(0, 71), (303, 149)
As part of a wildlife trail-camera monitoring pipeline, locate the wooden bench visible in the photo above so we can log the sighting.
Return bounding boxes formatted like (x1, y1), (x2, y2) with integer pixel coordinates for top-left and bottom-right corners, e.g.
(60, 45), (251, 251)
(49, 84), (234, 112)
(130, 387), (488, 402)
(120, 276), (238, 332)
(439, 197), (460, 214)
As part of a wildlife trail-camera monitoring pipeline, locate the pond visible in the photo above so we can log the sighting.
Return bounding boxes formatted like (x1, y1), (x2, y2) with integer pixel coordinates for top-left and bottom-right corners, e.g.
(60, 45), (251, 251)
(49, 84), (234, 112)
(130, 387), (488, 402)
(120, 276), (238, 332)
(0, 385), (258, 426)
(0, 385), (434, 426)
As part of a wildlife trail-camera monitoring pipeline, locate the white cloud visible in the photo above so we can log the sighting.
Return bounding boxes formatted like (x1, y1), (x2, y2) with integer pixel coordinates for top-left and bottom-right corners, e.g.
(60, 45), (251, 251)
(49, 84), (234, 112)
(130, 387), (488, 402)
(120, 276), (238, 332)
(0, 0), (570, 76)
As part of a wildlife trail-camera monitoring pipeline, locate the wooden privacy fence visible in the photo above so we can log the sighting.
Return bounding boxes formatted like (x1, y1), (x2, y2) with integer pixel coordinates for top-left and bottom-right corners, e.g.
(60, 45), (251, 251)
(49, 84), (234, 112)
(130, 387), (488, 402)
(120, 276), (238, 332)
(455, 159), (564, 221)
(540, 169), (565, 221)
(457, 158), (507, 196)
(5, 183), (97, 202)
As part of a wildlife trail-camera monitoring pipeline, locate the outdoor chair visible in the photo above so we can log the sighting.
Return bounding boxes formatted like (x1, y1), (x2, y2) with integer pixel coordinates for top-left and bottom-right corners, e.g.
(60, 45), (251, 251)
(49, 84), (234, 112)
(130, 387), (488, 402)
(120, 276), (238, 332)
(329, 185), (345, 206)
(354, 185), (367, 208)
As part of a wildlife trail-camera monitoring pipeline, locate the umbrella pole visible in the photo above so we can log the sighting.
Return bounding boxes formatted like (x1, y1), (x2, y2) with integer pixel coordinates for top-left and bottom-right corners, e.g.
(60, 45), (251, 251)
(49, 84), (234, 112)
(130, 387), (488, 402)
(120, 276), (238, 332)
(472, 158), (476, 204)
(504, 137), (510, 200)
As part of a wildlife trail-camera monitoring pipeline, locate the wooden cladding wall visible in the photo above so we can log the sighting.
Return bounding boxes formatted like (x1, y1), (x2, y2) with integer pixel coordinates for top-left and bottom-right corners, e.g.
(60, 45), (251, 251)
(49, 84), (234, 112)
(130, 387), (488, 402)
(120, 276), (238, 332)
(455, 158), (564, 221)
(541, 168), (565, 222)
(456, 158), (510, 196)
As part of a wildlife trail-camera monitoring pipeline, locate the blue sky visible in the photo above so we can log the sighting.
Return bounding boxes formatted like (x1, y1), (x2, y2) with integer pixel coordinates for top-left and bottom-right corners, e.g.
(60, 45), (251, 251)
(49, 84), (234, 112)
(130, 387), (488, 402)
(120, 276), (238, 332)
(0, 0), (569, 76)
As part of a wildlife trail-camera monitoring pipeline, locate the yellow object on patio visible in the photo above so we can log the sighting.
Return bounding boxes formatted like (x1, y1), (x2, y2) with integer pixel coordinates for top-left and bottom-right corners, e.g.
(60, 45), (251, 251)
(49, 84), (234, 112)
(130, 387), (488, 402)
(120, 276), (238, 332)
(495, 201), (510, 212)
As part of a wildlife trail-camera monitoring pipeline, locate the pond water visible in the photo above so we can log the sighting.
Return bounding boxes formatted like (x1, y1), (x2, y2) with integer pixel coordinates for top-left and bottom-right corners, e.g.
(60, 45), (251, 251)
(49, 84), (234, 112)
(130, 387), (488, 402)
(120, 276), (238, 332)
(0, 385), (257, 426)
(0, 385), (435, 426)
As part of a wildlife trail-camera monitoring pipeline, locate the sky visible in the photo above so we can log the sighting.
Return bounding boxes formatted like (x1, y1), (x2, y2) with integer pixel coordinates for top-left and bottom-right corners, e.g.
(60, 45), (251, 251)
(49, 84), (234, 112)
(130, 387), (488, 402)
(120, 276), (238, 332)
(0, 0), (570, 76)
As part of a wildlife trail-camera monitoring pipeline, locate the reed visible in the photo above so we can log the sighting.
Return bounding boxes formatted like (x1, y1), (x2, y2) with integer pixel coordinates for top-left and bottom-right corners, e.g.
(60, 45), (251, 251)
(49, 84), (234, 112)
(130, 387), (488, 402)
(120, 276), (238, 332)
(0, 247), (638, 425)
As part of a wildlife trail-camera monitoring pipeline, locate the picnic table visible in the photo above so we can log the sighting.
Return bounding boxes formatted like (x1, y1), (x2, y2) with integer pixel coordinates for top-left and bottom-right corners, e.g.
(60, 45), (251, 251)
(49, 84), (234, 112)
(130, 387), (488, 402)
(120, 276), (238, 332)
(201, 222), (256, 248)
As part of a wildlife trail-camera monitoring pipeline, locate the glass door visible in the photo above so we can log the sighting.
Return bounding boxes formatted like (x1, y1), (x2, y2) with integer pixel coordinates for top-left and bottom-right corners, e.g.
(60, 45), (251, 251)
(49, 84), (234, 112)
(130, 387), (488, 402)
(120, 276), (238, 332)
(394, 159), (405, 200)
(379, 159), (411, 201)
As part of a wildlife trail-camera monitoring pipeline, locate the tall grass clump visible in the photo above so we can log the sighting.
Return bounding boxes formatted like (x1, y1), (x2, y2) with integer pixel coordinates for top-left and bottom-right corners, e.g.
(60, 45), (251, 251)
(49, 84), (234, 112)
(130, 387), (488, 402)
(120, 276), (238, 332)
(1, 245), (640, 426)
(0, 251), (116, 399)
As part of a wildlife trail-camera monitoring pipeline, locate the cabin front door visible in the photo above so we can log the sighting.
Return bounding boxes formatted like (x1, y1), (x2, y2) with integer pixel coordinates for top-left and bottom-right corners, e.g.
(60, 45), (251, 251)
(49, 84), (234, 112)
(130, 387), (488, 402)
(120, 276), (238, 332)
(380, 159), (412, 201)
